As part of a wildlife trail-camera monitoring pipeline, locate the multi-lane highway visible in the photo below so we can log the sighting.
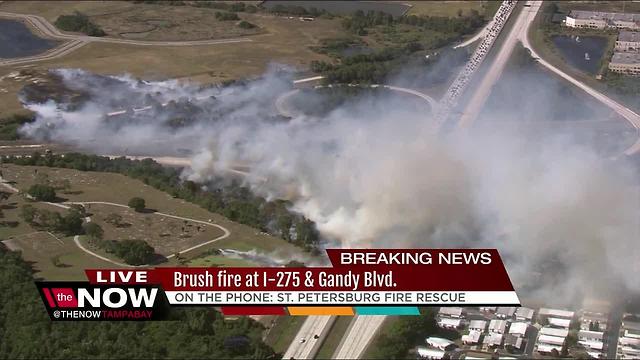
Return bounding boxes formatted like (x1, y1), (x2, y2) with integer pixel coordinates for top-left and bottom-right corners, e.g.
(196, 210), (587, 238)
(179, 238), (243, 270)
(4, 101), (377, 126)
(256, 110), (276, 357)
(282, 316), (336, 360)
(332, 315), (386, 359)
(0, 11), (252, 66)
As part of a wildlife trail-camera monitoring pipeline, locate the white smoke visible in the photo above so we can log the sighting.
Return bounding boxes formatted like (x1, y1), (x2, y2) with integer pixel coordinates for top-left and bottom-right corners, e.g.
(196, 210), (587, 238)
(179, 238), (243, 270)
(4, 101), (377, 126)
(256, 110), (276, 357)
(18, 67), (640, 304)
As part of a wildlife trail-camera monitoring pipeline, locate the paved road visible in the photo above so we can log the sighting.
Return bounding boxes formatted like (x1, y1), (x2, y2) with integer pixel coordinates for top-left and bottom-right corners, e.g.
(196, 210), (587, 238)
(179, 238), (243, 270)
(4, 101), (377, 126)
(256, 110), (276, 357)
(274, 83), (438, 118)
(517, 1), (640, 156)
(332, 315), (386, 359)
(457, 1), (532, 129)
(283, 315), (336, 360)
(0, 176), (231, 265)
(453, 18), (494, 49)
(0, 11), (253, 66)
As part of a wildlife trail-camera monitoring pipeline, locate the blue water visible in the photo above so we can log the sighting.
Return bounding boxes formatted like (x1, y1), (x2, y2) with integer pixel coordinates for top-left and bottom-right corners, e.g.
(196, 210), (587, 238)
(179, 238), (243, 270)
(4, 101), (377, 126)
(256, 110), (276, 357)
(0, 19), (57, 58)
(551, 35), (608, 75)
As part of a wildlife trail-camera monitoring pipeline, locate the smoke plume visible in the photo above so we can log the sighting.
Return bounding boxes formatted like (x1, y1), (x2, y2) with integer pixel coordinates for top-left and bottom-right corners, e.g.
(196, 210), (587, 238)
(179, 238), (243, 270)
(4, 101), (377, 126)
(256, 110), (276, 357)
(18, 67), (640, 304)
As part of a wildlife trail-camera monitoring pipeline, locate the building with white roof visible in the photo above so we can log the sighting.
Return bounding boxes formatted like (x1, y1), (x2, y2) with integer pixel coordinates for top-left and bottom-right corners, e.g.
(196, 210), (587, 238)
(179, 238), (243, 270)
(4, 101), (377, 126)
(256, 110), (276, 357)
(437, 317), (462, 329)
(439, 307), (464, 318)
(417, 346), (445, 359)
(538, 308), (574, 319)
(580, 311), (608, 331)
(496, 307), (516, 319)
(539, 326), (569, 338)
(565, 10), (640, 30)
(504, 334), (524, 350)
(537, 343), (563, 354)
(426, 337), (454, 350)
(515, 307), (534, 322)
(469, 320), (487, 332)
(616, 31), (640, 52)
(480, 306), (496, 313)
(609, 52), (640, 75)
(462, 330), (482, 345)
(489, 319), (508, 334)
(508, 322), (528, 337)
(485, 332), (503, 348)
(548, 317), (571, 328)
(578, 330), (604, 352)
(538, 334), (566, 346)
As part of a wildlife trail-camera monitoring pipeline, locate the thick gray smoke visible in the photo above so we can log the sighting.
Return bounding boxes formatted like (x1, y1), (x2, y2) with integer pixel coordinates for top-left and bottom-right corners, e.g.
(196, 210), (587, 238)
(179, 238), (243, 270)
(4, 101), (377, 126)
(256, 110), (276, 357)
(19, 67), (640, 304)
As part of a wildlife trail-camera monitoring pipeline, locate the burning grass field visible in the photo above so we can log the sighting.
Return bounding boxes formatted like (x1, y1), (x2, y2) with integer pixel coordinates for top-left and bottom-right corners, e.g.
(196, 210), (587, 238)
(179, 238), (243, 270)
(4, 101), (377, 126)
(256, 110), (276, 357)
(0, 163), (304, 279)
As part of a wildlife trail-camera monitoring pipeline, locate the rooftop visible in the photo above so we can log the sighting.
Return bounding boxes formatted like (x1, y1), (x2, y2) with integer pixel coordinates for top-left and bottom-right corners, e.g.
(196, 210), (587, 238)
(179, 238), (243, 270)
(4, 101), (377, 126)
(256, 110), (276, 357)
(469, 320), (487, 330)
(539, 308), (574, 319)
(509, 322), (529, 336)
(568, 10), (640, 22)
(538, 334), (566, 346)
(619, 30), (640, 43)
(612, 52), (640, 64)
(540, 326), (569, 338)
(515, 307), (535, 319)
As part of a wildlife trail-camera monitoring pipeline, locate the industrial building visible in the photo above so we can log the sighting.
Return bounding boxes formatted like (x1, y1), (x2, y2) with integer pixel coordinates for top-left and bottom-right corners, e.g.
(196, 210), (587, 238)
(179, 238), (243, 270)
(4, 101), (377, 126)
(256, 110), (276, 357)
(616, 31), (640, 52)
(565, 10), (640, 30)
(609, 52), (640, 75)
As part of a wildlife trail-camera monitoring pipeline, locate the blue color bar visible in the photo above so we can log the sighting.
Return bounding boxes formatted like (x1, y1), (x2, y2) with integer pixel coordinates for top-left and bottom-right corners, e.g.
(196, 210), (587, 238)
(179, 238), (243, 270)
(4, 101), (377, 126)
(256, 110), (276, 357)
(354, 307), (420, 315)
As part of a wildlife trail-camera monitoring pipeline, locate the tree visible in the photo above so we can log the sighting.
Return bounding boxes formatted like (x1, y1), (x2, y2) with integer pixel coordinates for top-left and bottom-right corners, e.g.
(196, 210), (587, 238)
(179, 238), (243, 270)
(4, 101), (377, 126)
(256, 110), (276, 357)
(59, 210), (84, 236)
(104, 239), (155, 265)
(84, 222), (104, 240)
(238, 20), (256, 29)
(27, 184), (56, 202)
(128, 197), (146, 212)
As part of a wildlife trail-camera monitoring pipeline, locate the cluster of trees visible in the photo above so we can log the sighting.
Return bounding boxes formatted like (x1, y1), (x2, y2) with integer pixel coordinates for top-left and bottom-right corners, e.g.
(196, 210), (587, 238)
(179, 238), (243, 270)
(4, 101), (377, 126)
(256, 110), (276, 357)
(3, 153), (320, 251)
(100, 239), (156, 265)
(20, 205), (84, 236)
(369, 309), (459, 359)
(311, 46), (415, 84)
(26, 184), (57, 202)
(341, 10), (483, 37)
(0, 114), (34, 141)
(54, 11), (106, 37)
(0, 245), (275, 359)
(215, 11), (240, 21)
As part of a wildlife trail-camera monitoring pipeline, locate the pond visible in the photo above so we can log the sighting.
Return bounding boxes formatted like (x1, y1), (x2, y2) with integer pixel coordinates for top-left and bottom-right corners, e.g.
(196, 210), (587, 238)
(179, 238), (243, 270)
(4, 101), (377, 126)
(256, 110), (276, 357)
(551, 35), (608, 75)
(0, 19), (57, 58)
(262, 1), (411, 17)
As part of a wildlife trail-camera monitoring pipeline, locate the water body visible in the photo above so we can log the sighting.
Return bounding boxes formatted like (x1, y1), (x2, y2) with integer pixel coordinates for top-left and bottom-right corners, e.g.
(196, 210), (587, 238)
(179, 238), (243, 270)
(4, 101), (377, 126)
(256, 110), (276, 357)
(262, 1), (410, 17)
(552, 35), (608, 75)
(0, 19), (57, 58)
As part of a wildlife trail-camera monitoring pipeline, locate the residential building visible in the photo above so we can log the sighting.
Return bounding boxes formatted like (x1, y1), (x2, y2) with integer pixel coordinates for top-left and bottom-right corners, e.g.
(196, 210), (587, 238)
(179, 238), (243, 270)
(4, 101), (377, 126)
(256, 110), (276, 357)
(426, 337), (455, 351)
(515, 307), (535, 323)
(565, 10), (640, 30)
(417, 346), (446, 360)
(480, 306), (497, 313)
(539, 326), (569, 338)
(462, 330), (482, 345)
(489, 319), (508, 334)
(509, 322), (528, 337)
(496, 307), (516, 319)
(485, 332), (503, 348)
(609, 52), (640, 75)
(504, 334), (524, 350)
(548, 317), (571, 328)
(616, 31), (640, 52)
(439, 307), (464, 318)
(437, 317), (462, 329)
(539, 308), (574, 319)
(469, 320), (487, 332)
(578, 330), (604, 353)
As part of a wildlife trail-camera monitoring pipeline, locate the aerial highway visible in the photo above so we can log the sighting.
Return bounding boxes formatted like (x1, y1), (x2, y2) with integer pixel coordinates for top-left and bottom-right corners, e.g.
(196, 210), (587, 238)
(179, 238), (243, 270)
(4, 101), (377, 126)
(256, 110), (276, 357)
(0, 11), (253, 66)
(282, 315), (335, 360)
(332, 315), (386, 359)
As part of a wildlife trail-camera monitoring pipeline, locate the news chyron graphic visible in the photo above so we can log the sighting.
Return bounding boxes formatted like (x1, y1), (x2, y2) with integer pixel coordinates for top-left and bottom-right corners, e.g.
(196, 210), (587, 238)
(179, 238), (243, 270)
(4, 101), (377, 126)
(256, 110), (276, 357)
(36, 249), (518, 320)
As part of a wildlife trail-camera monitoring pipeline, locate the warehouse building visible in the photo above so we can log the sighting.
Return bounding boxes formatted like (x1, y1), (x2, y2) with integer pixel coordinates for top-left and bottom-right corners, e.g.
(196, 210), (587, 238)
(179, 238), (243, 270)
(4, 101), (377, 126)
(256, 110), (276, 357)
(565, 10), (640, 30)
(609, 52), (640, 75)
(616, 31), (640, 52)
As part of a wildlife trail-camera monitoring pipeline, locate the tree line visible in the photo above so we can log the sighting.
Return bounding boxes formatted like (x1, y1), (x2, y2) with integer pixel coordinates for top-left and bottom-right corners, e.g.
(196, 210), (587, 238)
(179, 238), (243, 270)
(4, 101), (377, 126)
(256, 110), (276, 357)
(0, 245), (274, 359)
(54, 11), (106, 37)
(3, 153), (320, 251)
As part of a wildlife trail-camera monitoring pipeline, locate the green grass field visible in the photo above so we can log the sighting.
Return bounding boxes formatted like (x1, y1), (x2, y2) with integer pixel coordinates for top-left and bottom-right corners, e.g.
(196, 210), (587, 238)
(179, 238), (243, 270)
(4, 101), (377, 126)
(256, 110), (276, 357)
(0, 163), (305, 279)
(315, 315), (354, 358)
(264, 315), (306, 355)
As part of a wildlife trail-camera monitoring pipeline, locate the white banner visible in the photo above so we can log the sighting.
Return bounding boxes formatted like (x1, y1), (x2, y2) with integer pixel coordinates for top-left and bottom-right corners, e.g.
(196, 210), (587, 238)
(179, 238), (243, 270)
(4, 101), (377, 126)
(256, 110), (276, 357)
(164, 291), (520, 306)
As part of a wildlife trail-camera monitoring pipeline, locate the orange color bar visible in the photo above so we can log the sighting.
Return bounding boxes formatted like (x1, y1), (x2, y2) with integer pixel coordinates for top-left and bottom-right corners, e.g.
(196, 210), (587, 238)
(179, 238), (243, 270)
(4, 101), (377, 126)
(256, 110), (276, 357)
(287, 307), (355, 316)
